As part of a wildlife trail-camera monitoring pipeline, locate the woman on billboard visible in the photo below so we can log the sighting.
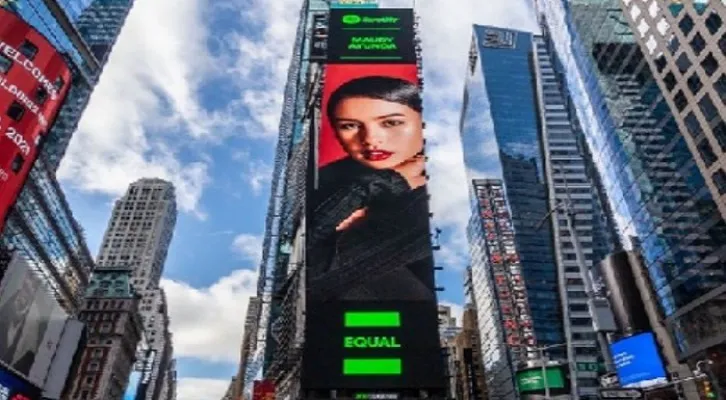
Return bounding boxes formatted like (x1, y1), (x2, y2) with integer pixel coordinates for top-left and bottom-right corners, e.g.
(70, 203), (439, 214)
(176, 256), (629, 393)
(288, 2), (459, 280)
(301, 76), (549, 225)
(308, 75), (435, 302)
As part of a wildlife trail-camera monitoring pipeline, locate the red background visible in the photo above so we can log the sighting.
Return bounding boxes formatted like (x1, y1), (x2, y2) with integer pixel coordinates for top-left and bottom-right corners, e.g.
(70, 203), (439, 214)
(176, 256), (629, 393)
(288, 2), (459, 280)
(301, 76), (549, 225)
(0, 9), (71, 231)
(252, 380), (275, 400)
(318, 64), (418, 168)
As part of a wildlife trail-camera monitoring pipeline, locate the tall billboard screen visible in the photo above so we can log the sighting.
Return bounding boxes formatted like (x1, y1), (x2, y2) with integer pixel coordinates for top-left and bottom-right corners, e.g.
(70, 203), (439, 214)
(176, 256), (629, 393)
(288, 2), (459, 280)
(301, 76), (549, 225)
(0, 8), (72, 231)
(610, 332), (667, 388)
(0, 253), (67, 387)
(303, 8), (445, 394)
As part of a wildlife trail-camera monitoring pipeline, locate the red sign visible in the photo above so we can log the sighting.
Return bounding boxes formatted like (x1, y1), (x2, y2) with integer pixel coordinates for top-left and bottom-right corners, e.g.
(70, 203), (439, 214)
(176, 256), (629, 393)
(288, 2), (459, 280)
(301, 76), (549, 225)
(0, 8), (71, 231)
(252, 380), (275, 400)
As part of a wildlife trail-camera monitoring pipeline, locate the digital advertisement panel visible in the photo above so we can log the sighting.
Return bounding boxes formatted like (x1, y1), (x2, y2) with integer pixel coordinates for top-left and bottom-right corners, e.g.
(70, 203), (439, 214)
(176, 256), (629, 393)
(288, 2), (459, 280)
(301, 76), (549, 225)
(252, 380), (275, 400)
(0, 8), (72, 232)
(0, 364), (40, 400)
(303, 7), (445, 394)
(611, 332), (667, 388)
(0, 254), (60, 382)
(327, 9), (415, 64)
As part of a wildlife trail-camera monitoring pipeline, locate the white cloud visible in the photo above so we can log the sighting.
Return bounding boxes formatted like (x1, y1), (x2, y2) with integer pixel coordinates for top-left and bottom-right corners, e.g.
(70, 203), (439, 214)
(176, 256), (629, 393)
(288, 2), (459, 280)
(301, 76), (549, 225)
(176, 378), (231, 400)
(58, 0), (236, 216)
(231, 234), (264, 263)
(233, 151), (273, 196)
(162, 269), (258, 363)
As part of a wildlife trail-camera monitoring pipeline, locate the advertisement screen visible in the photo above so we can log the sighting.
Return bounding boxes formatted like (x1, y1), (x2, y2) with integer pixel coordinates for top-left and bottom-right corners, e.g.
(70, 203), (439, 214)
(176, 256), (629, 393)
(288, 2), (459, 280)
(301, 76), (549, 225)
(0, 8), (72, 231)
(123, 370), (142, 400)
(327, 9), (415, 64)
(515, 366), (567, 394)
(0, 364), (40, 400)
(0, 254), (65, 384)
(611, 332), (667, 388)
(303, 7), (445, 394)
(252, 380), (275, 400)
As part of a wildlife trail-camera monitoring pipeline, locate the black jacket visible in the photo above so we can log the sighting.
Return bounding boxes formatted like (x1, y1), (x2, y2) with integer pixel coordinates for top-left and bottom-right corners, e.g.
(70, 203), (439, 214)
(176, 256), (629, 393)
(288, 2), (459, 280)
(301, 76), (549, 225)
(307, 158), (436, 302)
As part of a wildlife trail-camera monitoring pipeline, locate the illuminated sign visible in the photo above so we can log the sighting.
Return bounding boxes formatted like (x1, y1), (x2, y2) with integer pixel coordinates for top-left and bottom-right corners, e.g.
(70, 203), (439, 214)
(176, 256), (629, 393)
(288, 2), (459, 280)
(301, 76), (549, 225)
(344, 336), (401, 348)
(0, 8), (71, 232)
(327, 9), (415, 63)
(515, 366), (566, 393)
(0, 366), (39, 400)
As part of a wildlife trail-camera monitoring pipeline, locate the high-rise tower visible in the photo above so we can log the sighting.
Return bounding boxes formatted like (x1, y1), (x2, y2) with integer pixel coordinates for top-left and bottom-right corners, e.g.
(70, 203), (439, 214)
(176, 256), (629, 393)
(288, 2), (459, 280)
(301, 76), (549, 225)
(96, 178), (178, 400)
(539, 0), (726, 392)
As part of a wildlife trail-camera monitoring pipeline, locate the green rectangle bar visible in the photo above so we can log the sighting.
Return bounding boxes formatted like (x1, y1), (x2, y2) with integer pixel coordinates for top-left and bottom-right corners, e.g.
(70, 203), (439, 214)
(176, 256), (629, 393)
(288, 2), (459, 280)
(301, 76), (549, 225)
(343, 359), (402, 375)
(344, 311), (400, 328)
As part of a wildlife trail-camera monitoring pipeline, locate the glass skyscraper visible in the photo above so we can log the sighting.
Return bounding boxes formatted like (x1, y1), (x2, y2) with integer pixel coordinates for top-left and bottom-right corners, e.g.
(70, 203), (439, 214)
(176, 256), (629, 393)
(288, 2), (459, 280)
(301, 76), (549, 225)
(461, 25), (565, 400)
(540, 0), (726, 384)
(0, 0), (134, 313)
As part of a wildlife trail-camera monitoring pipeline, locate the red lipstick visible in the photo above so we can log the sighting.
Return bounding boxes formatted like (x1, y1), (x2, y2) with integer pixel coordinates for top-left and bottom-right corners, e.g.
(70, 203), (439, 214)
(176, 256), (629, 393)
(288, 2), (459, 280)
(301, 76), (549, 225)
(364, 150), (393, 161)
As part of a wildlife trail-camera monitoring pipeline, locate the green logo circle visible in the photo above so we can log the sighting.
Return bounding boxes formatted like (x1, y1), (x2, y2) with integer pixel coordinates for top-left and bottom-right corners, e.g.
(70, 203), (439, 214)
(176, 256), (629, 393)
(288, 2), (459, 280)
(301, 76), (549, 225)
(342, 14), (361, 24)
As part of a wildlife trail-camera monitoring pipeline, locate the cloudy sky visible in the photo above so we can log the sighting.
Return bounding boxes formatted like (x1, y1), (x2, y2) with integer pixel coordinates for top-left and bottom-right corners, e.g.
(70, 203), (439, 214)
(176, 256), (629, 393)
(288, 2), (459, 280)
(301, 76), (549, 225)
(59, 0), (537, 398)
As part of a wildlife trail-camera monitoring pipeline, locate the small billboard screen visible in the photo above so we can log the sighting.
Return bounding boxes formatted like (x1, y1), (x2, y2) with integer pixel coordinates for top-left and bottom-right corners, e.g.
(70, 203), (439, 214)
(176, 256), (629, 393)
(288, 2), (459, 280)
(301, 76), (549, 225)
(0, 364), (40, 400)
(610, 332), (667, 388)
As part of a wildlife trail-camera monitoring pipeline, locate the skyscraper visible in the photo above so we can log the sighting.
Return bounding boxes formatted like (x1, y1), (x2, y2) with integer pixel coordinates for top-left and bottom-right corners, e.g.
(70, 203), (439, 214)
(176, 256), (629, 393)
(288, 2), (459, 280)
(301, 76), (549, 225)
(620, 1), (726, 223)
(461, 25), (619, 399)
(64, 267), (143, 400)
(96, 178), (178, 400)
(0, 0), (136, 315)
(540, 0), (726, 390)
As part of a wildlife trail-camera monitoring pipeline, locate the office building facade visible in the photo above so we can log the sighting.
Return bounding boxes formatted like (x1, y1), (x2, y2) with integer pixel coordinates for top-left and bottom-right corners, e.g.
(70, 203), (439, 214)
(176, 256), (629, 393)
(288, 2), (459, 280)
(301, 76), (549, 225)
(96, 178), (178, 400)
(539, 0), (726, 388)
(447, 305), (488, 400)
(0, 0), (135, 315)
(462, 25), (620, 398)
(621, 1), (726, 223)
(64, 267), (143, 400)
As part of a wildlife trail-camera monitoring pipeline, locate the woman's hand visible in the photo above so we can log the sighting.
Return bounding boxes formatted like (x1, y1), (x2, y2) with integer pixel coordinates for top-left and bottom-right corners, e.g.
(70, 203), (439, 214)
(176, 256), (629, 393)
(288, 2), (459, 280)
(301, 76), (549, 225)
(392, 154), (426, 190)
(336, 207), (368, 232)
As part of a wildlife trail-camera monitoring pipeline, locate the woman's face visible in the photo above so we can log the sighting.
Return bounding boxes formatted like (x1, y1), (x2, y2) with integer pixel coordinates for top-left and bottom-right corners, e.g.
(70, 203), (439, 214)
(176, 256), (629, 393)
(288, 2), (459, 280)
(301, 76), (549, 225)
(332, 96), (423, 170)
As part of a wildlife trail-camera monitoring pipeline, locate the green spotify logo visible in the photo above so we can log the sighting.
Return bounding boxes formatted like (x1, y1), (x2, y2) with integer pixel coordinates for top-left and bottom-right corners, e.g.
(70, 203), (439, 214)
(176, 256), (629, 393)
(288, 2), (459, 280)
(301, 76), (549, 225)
(342, 14), (362, 24)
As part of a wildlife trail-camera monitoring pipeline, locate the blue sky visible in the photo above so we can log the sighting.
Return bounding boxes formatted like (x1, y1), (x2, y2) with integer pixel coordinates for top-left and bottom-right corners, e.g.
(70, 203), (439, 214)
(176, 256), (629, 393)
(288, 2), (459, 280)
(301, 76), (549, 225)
(57, 0), (537, 398)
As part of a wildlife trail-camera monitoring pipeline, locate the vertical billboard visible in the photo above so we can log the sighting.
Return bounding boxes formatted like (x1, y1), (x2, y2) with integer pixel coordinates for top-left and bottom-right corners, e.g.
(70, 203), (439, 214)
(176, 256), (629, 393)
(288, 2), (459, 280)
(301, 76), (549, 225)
(303, 7), (445, 395)
(0, 8), (72, 232)
(0, 253), (66, 387)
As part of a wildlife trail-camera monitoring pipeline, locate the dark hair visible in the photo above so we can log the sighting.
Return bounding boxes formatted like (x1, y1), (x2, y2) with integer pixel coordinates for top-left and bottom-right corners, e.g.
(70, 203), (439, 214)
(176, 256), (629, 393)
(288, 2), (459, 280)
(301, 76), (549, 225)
(326, 76), (422, 124)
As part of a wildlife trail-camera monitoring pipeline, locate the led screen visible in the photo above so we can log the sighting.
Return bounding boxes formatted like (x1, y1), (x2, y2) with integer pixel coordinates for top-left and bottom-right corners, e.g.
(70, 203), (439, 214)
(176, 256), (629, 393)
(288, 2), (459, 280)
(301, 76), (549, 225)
(610, 332), (667, 388)
(0, 9), (71, 232)
(0, 364), (40, 400)
(303, 8), (444, 393)
(327, 9), (415, 64)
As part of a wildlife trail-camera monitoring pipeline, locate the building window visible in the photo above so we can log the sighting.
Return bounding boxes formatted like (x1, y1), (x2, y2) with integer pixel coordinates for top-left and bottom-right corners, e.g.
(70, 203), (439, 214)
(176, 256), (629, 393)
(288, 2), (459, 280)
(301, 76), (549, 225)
(54, 76), (65, 92)
(714, 121), (726, 151)
(706, 12), (723, 35)
(676, 52), (691, 74)
(699, 95), (720, 122)
(0, 54), (11, 74)
(697, 139), (718, 167)
(687, 73), (702, 95)
(702, 53), (718, 76)
(11, 154), (24, 174)
(35, 87), (48, 105)
(87, 362), (100, 372)
(664, 71), (677, 91)
(690, 32), (706, 55)
(713, 170), (726, 195)
(679, 14), (694, 36)
(18, 40), (38, 60)
(7, 101), (25, 121)
(674, 90), (688, 112)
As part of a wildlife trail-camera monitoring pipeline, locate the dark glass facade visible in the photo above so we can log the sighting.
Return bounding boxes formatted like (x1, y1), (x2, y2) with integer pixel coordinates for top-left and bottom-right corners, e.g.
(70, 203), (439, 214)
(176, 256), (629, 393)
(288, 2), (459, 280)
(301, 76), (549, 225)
(541, 0), (726, 361)
(463, 25), (565, 350)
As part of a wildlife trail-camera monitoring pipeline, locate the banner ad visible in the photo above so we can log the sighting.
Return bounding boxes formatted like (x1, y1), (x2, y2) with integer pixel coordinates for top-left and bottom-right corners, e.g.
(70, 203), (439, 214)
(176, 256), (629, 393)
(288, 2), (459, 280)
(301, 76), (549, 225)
(0, 364), (40, 400)
(0, 254), (64, 385)
(0, 8), (72, 231)
(303, 8), (445, 394)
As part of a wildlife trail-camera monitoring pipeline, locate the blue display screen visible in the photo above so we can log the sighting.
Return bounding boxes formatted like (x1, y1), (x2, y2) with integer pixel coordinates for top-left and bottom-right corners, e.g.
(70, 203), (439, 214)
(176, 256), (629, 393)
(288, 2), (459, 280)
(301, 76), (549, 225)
(0, 365), (40, 400)
(610, 332), (667, 387)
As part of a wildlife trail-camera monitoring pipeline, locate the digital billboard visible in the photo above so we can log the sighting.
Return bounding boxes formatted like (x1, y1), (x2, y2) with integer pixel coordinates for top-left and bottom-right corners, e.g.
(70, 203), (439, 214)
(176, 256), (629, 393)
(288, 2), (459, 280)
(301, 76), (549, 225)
(515, 365), (568, 394)
(0, 8), (72, 232)
(252, 380), (275, 400)
(0, 364), (40, 400)
(611, 332), (667, 388)
(0, 253), (66, 386)
(303, 7), (445, 395)
(327, 9), (416, 64)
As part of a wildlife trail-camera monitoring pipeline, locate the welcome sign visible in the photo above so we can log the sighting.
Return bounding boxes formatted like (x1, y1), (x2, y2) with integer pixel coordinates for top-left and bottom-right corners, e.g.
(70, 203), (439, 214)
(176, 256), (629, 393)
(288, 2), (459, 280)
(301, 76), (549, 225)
(327, 9), (416, 64)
